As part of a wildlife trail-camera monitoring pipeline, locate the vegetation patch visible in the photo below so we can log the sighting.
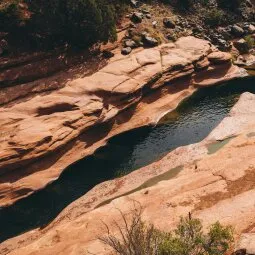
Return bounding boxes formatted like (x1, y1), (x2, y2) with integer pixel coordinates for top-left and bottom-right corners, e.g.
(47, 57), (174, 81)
(100, 209), (234, 255)
(0, 0), (129, 49)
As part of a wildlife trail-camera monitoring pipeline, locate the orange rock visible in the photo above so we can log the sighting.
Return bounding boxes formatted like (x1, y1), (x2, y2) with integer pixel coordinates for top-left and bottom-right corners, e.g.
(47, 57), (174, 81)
(0, 36), (246, 208)
(1, 93), (255, 255)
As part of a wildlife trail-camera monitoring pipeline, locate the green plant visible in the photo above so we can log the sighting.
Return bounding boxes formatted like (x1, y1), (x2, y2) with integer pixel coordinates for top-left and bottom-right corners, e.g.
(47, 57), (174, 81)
(159, 217), (234, 255)
(100, 210), (234, 255)
(204, 8), (225, 27)
(244, 35), (255, 50)
(0, 0), (129, 49)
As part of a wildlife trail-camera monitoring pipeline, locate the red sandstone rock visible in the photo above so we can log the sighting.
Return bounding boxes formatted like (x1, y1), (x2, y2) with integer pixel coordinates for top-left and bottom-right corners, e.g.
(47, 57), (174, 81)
(1, 93), (254, 255)
(0, 36), (246, 207)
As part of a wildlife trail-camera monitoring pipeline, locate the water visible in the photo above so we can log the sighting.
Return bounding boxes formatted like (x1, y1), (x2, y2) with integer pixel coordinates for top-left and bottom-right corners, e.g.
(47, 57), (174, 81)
(0, 76), (254, 243)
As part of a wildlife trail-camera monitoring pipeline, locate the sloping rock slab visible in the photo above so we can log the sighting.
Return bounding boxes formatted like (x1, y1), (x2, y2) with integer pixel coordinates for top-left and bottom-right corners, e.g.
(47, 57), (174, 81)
(0, 36), (245, 207)
(1, 93), (255, 255)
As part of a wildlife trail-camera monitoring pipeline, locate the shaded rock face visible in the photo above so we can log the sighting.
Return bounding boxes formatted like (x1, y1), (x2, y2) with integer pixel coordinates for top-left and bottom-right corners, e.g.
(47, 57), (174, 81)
(1, 92), (255, 255)
(0, 36), (245, 208)
(234, 39), (250, 54)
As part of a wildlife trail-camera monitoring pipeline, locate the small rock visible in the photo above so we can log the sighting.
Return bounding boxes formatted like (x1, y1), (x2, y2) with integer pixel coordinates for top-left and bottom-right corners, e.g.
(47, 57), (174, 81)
(231, 25), (245, 37)
(141, 9), (150, 14)
(218, 27), (232, 40)
(102, 50), (114, 59)
(234, 39), (250, 54)
(131, 12), (143, 23)
(143, 35), (158, 47)
(248, 24), (255, 34)
(192, 25), (204, 34)
(130, 0), (138, 8)
(163, 17), (176, 29)
(124, 39), (137, 48)
(121, 47), (132, 55)
(166, 33), (177, 41)
(126, 28), (136, 38)
(146, 14), (152, 19)
(217, 38), (232, 52)
(152, 21), (157, 28)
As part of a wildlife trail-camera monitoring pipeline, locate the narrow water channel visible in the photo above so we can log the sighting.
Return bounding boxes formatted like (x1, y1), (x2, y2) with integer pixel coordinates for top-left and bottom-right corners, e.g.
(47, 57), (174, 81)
(0, 76), (254, 243)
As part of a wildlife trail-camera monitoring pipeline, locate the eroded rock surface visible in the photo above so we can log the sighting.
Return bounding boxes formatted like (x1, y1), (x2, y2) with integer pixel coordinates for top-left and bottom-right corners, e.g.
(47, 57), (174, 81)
(1, 92), (254, 255)
(0, 36), (245, 207)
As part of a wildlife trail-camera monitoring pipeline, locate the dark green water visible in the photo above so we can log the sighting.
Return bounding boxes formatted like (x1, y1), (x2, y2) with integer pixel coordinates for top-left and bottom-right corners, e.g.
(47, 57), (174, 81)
(0, 77), (254, 243)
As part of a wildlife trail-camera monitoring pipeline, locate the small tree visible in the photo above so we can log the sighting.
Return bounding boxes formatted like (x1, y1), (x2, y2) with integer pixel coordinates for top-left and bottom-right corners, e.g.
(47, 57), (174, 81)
(159, 216), (234, 255)
(100, 210), (234, 255)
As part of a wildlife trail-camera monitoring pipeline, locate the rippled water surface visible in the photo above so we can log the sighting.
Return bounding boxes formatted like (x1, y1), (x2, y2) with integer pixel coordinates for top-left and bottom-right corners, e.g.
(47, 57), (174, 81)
(0, 77), (254, 242)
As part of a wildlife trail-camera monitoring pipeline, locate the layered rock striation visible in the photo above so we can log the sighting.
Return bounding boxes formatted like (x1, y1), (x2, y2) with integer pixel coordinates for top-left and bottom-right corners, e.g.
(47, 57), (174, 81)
(1, 90), (255, 255)
(0, 36), (245, 207)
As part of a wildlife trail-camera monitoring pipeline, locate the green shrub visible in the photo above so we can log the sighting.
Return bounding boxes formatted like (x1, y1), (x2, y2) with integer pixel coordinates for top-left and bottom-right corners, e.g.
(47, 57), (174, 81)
(1, 0), (129, 48)
(204, 8), (225, 27)
(100, 210), (234, 255)
(159, 217), (234, 255)
(244, 35), (255, 50)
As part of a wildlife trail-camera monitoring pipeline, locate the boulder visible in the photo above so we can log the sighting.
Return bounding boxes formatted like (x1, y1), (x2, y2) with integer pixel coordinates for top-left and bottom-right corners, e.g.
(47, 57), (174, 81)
(234, 39), (250, 54)
(217, 38), (232, 52)
(207, 52), (232, 64)
(102, 50), (114, 59)
(143, 35), (159, 47)
(131, 12), (143, 23)
(218, 27), (232, 40)
(124, 39), (137, 48)
(163, 17), (176, 29)
(231, 25), (245, 37)
(121, 47), (132, 55)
